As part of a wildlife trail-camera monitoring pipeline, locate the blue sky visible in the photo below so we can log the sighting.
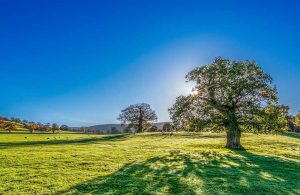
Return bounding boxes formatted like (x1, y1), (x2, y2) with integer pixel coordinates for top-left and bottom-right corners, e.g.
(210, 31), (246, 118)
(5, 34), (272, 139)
(1, 0), (299, 126)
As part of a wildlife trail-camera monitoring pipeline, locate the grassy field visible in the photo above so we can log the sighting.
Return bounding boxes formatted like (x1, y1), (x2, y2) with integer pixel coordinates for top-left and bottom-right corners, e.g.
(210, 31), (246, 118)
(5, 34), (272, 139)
(0, 132), (299, 194)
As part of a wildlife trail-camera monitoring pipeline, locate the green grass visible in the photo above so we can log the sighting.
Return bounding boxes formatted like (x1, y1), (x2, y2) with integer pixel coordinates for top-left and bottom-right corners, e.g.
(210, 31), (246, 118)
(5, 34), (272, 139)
(0, 132), (299, 194)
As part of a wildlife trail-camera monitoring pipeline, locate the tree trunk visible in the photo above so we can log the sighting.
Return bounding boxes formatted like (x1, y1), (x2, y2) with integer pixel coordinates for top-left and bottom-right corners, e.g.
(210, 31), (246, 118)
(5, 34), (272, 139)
(137, 124), (142, 133)
(225, 118), (244, 150)
(137, 107), (143, 133)
(226, 129), (244, 150)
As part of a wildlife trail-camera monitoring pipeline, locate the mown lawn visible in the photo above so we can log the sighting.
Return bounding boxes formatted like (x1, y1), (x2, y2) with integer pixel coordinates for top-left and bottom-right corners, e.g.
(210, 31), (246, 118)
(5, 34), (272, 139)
(0, 132), (299, 194)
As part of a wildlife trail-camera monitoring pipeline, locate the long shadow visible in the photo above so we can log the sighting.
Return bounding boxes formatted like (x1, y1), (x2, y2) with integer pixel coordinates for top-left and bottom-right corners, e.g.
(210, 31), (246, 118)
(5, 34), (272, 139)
(137, 133), (224, 139)
(57, 150), (300, 194)
(284, 132), (300, 139)
(0, 134), (128, 149)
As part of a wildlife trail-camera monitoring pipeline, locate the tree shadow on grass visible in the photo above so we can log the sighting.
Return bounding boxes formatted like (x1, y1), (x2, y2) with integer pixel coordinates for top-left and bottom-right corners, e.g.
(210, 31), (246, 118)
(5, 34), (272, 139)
(284, 132), (300, 139)
(58, 150), (300, 195)
(0, 134), (128, 149)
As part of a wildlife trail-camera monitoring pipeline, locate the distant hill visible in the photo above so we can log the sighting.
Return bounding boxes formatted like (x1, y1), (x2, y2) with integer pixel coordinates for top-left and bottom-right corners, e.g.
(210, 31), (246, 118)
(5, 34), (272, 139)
(88, 124), (123, 132)
(72, 122), (167, 133)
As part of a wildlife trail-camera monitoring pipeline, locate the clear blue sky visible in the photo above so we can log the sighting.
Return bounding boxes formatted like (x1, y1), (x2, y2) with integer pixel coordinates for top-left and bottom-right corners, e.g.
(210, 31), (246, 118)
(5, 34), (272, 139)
(1, 0), (299, 126)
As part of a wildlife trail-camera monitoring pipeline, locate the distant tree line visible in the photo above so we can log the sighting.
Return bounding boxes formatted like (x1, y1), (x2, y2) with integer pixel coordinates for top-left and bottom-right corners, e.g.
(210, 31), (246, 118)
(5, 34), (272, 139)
(0, 116), (69, 134)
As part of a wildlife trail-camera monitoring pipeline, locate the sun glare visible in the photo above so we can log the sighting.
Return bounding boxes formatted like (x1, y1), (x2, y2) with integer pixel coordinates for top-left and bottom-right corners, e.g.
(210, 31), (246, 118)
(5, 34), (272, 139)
(192, 90), (199, 96)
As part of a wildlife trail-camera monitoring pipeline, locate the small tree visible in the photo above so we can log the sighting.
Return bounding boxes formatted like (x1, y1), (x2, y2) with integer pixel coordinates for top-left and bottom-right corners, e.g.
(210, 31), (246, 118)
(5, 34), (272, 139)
(169, 57), (278, 149)
(42, 123), (51, 132)
(169, 95), (195, 131)
(60, 125), (69, 131)
(8, 123), (17, 132)
(148, 125), (158, 132)
(256, 104), (289, 133)
(295, 111), (300, 130)
(0, 121), (17, 132)
(111, 127), (119, 134)
(25, 122), (39, 133)
(118, 103), (158, 133)
(51, 123), (59, 134)
(162, 122), (173, 132)
(80, 127), (86, 133)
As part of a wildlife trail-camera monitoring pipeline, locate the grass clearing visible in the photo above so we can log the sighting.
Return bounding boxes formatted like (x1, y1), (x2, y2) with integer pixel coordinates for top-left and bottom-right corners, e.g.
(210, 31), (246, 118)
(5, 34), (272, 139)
(0, 132), (299, 194)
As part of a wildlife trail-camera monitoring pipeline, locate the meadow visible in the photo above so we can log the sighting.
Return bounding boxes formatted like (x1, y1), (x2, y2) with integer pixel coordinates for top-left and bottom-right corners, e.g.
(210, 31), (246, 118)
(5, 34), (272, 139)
(0, 132), (299, 194)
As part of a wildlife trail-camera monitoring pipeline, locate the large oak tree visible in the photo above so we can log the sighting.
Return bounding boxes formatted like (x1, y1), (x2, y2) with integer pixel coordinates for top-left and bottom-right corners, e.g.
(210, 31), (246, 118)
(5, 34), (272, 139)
(118, 103), (158, 133)
(169, 57), (279, 149)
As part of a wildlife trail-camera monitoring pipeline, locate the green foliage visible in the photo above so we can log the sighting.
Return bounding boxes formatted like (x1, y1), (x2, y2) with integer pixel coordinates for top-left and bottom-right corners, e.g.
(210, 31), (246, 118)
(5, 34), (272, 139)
(254, 104), (289, 133)
(295, 111), (300, 129)
(0, 133), (299, 194)
(169, 95), (194, 130)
